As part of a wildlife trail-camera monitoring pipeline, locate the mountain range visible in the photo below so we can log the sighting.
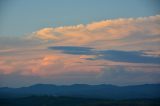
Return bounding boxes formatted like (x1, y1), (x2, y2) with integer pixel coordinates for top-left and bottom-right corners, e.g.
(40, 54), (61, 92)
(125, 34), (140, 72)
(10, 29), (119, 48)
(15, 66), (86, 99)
(0, 84), (160, 99)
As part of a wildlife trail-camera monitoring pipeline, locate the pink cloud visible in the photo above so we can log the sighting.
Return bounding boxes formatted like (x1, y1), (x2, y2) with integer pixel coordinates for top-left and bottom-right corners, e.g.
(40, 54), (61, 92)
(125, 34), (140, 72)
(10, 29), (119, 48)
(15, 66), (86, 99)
(0, 15), (160, 79)
(31, 15), (160, 47)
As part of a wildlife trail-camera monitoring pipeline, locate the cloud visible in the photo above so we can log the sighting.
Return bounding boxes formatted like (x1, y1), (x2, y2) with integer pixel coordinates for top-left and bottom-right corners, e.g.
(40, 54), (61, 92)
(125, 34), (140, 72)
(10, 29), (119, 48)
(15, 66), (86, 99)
(143, 50), (160, 57)
(0, 52), (101, 77)
(0, 45), (160, 87)
(98, 66), (160, 85)
(96, 50), (160, 64)
(48, 46), (160, 64)
(33, 28), (59, 40)
(48, 46), (94, 55)
(31, 15), (160, 47)
(0, 15), (160, 86)
(1, 64), (160, 87)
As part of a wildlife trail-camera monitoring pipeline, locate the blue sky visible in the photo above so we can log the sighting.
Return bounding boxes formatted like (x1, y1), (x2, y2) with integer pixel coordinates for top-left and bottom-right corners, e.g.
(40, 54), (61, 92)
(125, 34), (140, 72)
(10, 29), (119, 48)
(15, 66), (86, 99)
(0, 0), (159, 36)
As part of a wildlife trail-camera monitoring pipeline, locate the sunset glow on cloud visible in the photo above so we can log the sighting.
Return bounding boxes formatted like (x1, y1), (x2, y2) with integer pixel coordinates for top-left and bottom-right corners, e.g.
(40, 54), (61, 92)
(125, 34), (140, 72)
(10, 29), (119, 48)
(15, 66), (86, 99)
(32, 15), (160, 47)
(0, 2), (160, 87)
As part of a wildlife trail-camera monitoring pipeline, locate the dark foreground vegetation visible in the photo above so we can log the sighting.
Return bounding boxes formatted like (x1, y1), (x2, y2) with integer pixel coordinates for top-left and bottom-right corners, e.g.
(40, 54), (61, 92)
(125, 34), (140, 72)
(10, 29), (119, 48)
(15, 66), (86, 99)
(0, 96), (160, 106)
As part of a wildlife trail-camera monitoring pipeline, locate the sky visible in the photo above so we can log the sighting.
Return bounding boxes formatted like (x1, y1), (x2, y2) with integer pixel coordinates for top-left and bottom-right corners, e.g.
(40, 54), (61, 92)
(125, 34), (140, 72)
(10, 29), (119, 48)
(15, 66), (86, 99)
(0, 0), (160, 87)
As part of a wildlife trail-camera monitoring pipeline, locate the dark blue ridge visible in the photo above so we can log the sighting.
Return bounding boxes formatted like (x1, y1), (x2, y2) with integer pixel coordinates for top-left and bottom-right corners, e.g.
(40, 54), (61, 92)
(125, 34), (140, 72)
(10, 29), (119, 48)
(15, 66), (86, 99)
(0, 84), (160, 99)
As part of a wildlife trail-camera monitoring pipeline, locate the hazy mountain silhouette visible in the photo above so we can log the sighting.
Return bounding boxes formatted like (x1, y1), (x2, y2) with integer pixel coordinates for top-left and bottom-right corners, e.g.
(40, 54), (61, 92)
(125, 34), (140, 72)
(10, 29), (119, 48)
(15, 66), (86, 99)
(0, 84), (160, 99)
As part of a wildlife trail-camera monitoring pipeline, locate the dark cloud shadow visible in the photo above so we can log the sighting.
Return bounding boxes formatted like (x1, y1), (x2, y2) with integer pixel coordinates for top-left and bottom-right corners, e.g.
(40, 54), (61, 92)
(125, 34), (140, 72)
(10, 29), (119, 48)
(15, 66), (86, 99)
(97, 50), (160, 64)
(48, 46), (160, 64)
(48, 46), (95, 55)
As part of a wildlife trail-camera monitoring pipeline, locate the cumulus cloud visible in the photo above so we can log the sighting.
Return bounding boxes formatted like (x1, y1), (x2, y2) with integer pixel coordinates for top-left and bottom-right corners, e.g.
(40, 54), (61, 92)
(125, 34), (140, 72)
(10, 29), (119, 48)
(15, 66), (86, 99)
(31, 15), (160, 47)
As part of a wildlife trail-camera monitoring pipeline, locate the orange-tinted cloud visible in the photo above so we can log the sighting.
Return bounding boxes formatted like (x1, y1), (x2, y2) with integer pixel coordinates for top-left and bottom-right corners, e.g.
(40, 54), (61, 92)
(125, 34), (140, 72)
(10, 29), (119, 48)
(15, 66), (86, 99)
(31, 15), (160, 47)
(0, 15), (160, 80)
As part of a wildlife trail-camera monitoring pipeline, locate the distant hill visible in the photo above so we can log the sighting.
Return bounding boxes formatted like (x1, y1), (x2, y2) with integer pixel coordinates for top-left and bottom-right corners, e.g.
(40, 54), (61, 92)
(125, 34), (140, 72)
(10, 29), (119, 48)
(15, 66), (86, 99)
(0, 84), (160, 99)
